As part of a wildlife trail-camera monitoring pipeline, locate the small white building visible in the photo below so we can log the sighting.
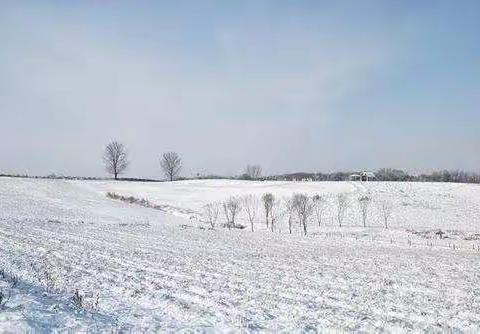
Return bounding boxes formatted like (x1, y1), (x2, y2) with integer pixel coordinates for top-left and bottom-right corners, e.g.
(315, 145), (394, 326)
(349, 174), (362, 181)
(349, 171), (375, 181)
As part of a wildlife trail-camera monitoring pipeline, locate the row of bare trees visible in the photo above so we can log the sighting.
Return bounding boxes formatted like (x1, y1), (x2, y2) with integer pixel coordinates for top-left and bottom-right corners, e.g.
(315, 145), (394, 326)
(103, 141), (263, 182)
(103, 140), (182, 181)
(202, 193), (394, 234)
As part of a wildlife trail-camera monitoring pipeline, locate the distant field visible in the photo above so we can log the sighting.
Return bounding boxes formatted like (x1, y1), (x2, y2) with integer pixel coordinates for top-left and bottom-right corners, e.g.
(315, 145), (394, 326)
(0, 177), (479, 331)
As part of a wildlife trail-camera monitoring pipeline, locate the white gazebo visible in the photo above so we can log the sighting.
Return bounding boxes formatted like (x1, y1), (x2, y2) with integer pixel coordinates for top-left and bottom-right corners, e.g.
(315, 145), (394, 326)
(349, 174), (362, 181)
(349, 171), (375, 181)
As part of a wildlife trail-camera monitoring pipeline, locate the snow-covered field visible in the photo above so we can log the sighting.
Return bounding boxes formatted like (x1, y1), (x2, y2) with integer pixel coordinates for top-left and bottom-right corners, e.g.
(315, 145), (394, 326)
(0, 177), (479, 332)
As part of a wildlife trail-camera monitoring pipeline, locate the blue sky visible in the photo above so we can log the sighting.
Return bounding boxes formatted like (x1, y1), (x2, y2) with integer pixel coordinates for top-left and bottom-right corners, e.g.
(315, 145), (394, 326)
(0, 1), (479, 177)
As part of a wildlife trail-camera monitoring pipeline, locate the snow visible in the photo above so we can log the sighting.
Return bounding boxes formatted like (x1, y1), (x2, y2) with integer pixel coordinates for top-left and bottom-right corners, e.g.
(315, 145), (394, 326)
(0, 177), (479, 331)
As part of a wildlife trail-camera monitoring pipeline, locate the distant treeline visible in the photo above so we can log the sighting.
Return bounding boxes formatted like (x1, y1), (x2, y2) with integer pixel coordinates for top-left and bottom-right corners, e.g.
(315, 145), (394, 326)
(0, 173), (162, 182)
(376, 168), (480, 183)
(1, 168), (480, 184)
(264, 168), (480, 184)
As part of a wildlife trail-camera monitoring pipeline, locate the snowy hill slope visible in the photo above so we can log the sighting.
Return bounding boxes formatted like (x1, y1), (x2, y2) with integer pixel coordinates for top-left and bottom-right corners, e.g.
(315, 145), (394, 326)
(81, 178), (480, 232)
(0, 177), (479, 331)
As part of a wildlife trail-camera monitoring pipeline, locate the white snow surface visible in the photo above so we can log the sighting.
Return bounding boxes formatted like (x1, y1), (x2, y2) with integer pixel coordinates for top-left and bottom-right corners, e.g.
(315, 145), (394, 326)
(0, 177), (479, 332)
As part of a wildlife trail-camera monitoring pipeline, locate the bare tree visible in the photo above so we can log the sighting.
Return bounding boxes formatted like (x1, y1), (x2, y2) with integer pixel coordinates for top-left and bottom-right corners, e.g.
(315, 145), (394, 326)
(103, 141), (129, 180)
(358, 195), (372, 227)
(337, 193), (349, 227)
(261, 193), (274, 228)
(379, 200), (393, 229)
(284, 196), (296, 234)
(242, 194), (259, 232)
(269, 198), (284, 232)
(160, 152), (182, 181)
(312, 194), (327, 226)
(245, 165), (262, 180)
(223, 196), (242, 229)
(293, 193), (314, 236)
(203, 202), (220, 229)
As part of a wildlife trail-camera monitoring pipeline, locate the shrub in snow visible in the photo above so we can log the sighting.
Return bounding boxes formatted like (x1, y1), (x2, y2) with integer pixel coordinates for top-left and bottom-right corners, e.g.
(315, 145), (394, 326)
(261, 193), (275, 228)
(292, 193), (314, 236)
(203, 202), (220, 229)
(337, 194), (349, 227)
(222, 196), (242, 229)
(312, 194), (327, 226)
(284, 196), (296, 234)
(269, 197), (284, 232)
(106, 192), (119, 200)
(107, 192), (152, 208)
(358, 195), (372, 227)
(378, 200), (393, 229)
(242, 194), (259, 232)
